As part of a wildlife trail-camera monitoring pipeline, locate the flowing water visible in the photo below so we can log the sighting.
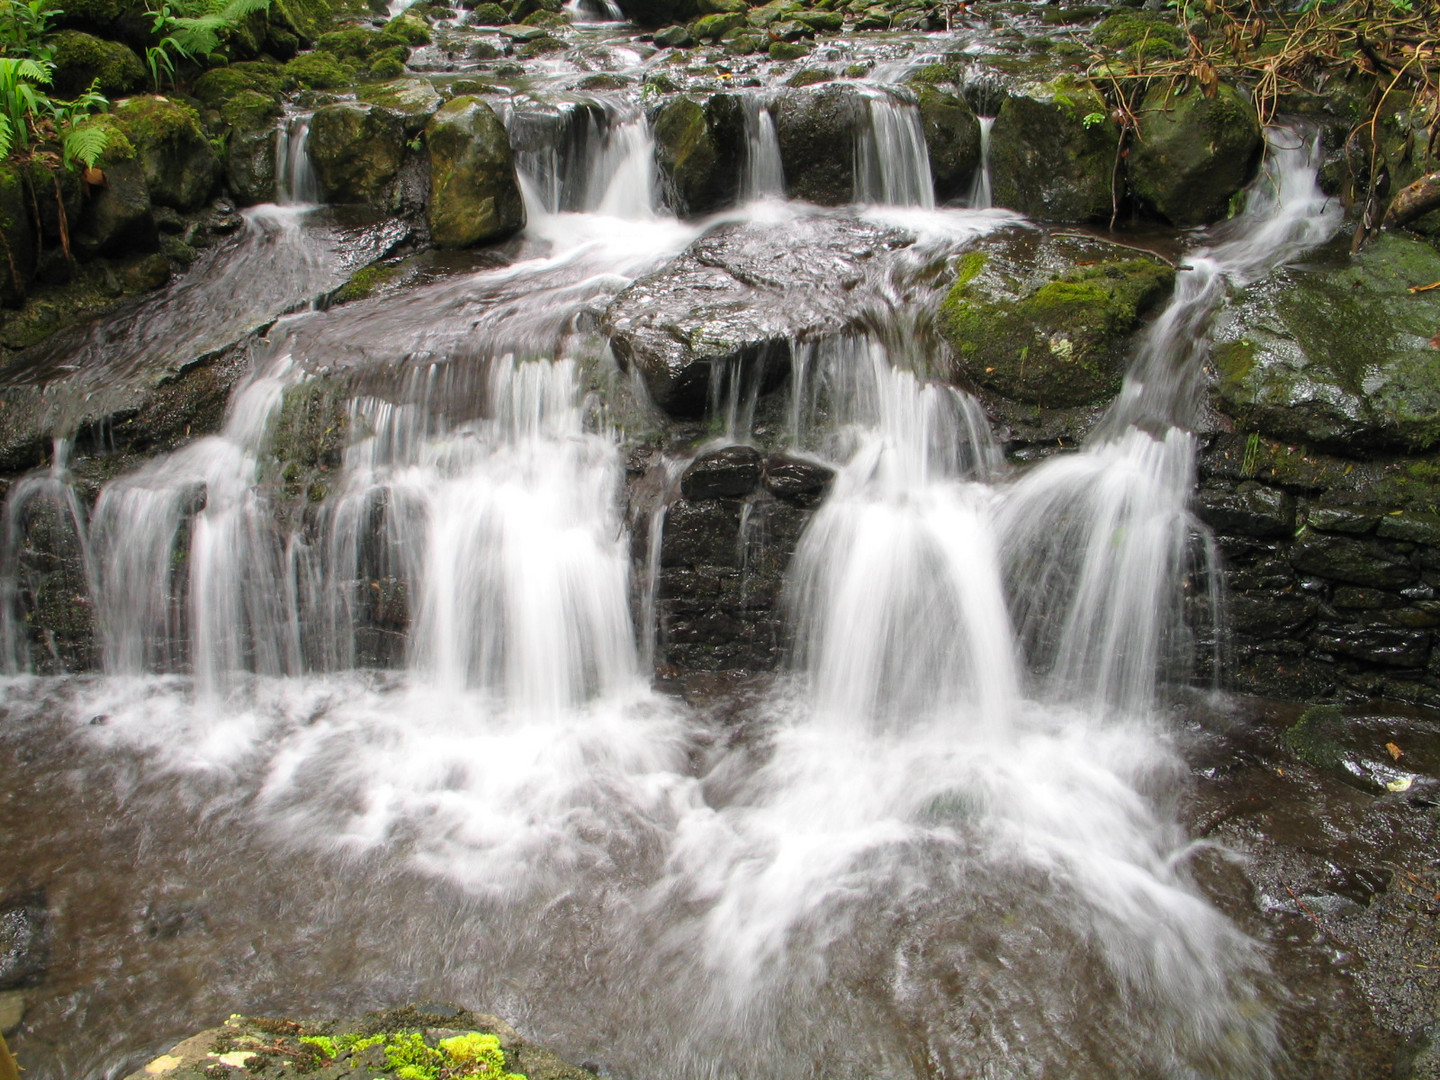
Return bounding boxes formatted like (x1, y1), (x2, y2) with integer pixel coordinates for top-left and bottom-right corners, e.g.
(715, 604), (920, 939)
(0, 52), (1349, 1080)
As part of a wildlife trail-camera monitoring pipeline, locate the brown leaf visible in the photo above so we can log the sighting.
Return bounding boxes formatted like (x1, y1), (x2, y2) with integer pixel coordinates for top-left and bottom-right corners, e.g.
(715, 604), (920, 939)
(1387, 741), (1403, 760)
(1429, 333), (1440, 350)
(81, 166), (106, 187)
(1197, 61), (1219, 99)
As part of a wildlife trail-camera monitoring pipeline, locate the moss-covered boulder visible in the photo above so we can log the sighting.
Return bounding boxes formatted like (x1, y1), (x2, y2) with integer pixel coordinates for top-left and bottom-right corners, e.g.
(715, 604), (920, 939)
(940, 231), (1175, 407)
(614, 0), (700, 27)
(222, 90), (283, 205)
(653, 94), (743, 216)
(773, 82), (866, 205)
(989, 78), (1121, 223)
(384, 12), (432, 43)
(1092, 11), (1185, 61)
(358, 78), (443, 136)
(285, 50), (355, 89)
(110, 96), (220, 211)
(307, 103), (405, 205)
(1211, 232), (1440, 452)
(1128, 82), (1262, 227)
(68, 115), (157, 256)
(913, 82), (980, 203)
(193, 62), (285, 109)
(49, 31), (145, 97)
(425, 96), (525, 248)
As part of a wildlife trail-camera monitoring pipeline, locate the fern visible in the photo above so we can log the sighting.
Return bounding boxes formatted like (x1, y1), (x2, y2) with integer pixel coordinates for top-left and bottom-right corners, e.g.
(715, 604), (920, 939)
(61, 120), (109, 168)
(0, 113), (11, 160)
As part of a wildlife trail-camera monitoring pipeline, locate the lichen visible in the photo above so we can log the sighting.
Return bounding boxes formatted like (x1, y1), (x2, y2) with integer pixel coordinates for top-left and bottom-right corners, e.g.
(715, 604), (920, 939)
(1282, 703), (1345, 770)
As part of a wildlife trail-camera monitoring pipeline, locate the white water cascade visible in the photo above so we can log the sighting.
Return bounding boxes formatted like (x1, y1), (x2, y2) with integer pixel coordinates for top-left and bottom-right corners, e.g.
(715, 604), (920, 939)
(855, 92), (935, 207)
(274, 114), (320, 206)
(740, 96), (785, 200)
(968, 115), (994, 208)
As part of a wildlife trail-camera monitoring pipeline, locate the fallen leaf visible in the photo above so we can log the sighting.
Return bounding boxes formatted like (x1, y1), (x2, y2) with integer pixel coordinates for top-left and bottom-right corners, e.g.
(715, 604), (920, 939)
(81, 166), (106, 187)
(1432, 333), (1440, 350)
(1387, 741), (1403, 760)
(1386, 776), (1413, 793)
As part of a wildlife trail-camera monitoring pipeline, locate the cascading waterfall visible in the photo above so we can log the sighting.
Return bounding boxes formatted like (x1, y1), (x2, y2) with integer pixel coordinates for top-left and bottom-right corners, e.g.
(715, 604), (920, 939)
(740, 96), (785, 201)
(274, 114), (319, 206)
(854, 92), (935, 207)
(968, 115), (994, 209)
(509, 99), (657, 219)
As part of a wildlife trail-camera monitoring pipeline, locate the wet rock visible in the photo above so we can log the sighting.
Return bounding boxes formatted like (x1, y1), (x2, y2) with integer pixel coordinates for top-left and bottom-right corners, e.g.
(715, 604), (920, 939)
(0, 989), (24, 1035)
(681, 445), (762, 499)
(75, 158), (157, 258)
(425, 96), (526, 249)
(652, 24), (694, 46)
(309, 103), (406, 205)
(762, 452), (833, 506)
(773, 83), (867, 205)
(1211, 233), (1440, 452)
(0, 891), (49, 990)
(122, 253), (172, 293)
(652, 94), (743, 216)
(940, 231), (1174, 407)
(1128, 81), (1262, 227)
(359, 78), (445, 136)
(1307, 504), (1380, 535)
(1289, 531), (1415, 589)
(693, 10), (745, 39)
(661, 499), (743, 568)
(1194, 482), (1296, 539)
(989, 77), (1121, 222)
(222, 90), (283, 206)
(1313, 624), (1430, 668)
(49, 30), (145, 97)
(0, 164), (37, 306)
(913, 83), (980, 202)
(111, 96), (221, 212)
(604, 215), (911, 415)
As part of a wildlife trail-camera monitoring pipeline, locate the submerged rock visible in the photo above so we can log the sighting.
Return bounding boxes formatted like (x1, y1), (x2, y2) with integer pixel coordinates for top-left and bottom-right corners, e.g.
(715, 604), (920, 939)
(121, 1004), (600, 1080)
(1211, 232), (1440, 452)
(0, 891), (49, 990)
(989, 78), (1121, 223)
(425, 96), (526, 248)
(681, 445), (762, 499)
(604, 214), (912, 415)
(1128, 82), (1262, 227)
(309, 103), (406, 205)
(940, 231), (1175, 407)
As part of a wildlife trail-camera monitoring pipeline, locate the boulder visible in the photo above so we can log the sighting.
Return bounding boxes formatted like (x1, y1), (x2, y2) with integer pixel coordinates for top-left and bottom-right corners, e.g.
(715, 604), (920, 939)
(1211, 232), (1440, 452)
(358, 78), (444, 136)
(940, 231), (1175, 407)
(1128, 82), (1262, 227)
(653, 23), (694, 46)
(613, 0), (700, 27)
(308, 102), (406, 205)
(111, 95), (220, 212)
(221, 90), (282, 205)
(425, 96), (525, 248)
(49, 30), (145, 97)
(0, 891), (48, 990)
(652, 94), (743, 216)
(773, 83), (867, 205)
(913, 83), (980, 203)
(681, 445), (762, 499)
(989, 78), (1121, 222)
(0, 164), (35, 306)
(76, 157), (158, 258)
(604, 214), (912, 415)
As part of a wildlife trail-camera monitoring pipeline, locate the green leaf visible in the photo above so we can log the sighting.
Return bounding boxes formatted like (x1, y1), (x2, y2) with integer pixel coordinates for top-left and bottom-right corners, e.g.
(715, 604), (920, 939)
(62, 120), (111, 168)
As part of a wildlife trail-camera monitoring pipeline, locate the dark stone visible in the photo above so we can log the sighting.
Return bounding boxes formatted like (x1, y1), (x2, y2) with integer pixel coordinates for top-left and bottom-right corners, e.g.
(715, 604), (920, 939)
(652, 23), (694, 46)
(762, 453), (834, 506)
(681, 445), (762, 499)
(773, 83), (867, 205)
(1194, 482), (1295, 539)
(660, 499), (742, 568)
(1306, 504), (1379, 535)
(0, 891), (49, 990)
(76, 158), (157, 258)
(604, 215), (911, 416)
(653, 94), (744, 217)
(1289, 532), (1415, 588)
(1376, 511), (1440, 547)
(308, 103), (406, 205)
(988, 78), (1120, 222)
(913, 83), (980, 202)
(1227, 593), (1316, 638)
(1311, 625), (1430, 668)
(425, 97), (525, 248)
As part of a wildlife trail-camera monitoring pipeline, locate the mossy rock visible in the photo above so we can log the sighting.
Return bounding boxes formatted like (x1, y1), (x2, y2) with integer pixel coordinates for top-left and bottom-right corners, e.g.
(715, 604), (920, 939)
(308, 102), (405, 204)
(1092, 11), (1184, 60)
(940, 231), (1175, 407)
(768, 40), (807, 59)
(49, 31), (145, 97)
(329, 261), (402, 304)
(653, 93), (743, 216)
(517, 35), (566, 56)
(785, 66), (832, 88)
(693, 11), (745, 38)
(358, 78), (443, 134)
(1282, 704), (1345, 770)
(1128, 81), (1261, 227)
(111, 96), (220, 211)
(988, 77), (1120, 223)
(385, 12), (433, 43)
(1211, 231), (1440, 454)
(285, 50), (356, 89)
(50, 0), (136, 32)
(368, 56), (406, 79)
(193, 62), (285, 109)
(469, 1), (509, 22)
(317, 26), (385, 58)
(913, 83), (979, 203)
(425, 96), (525, 248)
(773, 82), (865, 203)
(521, 9), (568, 25)
(0, 164), (36, 306)
(222, 91), (283, 205)
(793, 8), (842, 31)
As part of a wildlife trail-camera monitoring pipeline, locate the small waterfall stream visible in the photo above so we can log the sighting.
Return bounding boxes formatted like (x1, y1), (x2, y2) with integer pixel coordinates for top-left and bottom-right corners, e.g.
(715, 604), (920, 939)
(0, 36), (1353, 1073)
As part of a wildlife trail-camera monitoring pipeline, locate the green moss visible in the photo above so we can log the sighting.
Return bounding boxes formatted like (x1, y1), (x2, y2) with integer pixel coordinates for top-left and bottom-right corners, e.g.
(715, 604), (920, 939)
(49, 31), (145, 97)
(369, 55), (406, 78)
(1282, 704), (1345, 770)
(285, 50), (355, 88)
(384, 12), (432, 43)
(768, 40), (807, 60)
(907, 61), (961, 86)
(317, 26), (384, 57)
(953, 249), (986, 289)
(114, 96), (205, 148)
(785, 66), (832, 88)
(193, 62), (285, 109)
(331, 261), (399, 303)
(75, 114), (137, 166)
(1212, 338), (1256, 399)
(220, 88), (282, 128)
(521, 9), (567, 25)
(1092, 11), (1184, 53)
(517, 35), (566, 56)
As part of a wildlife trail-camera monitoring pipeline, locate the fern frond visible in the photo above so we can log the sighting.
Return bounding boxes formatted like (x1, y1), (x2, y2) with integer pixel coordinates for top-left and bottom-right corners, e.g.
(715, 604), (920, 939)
(62, 121), (110, 168)
(0, 114), (12, 160)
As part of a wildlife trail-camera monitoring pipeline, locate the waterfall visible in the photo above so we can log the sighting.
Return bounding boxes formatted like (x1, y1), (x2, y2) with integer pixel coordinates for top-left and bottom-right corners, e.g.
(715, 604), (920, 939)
(740, 96), (785, 201)
(274, 114), (319, 206)
(967, 116), (993, 209)
(854, 93), (934, 208)
(563, 0), (624, 20)
(509, 100), (658, 220)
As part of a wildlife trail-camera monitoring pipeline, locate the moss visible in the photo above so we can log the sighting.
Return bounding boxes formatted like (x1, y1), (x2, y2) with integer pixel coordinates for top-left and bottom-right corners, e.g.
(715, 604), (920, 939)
(193, 62), (285, 109)
(285, 50), (355, 88)
(317, 26), (384, 57)
(113, 96), (204, 148)
(521, 9), (567, 25)
(785, 66), (832, 88)
(331, 262), (399, 303)
(1212, 338), (1256, 400)
(768, 40), (807, 60)
(517, 35), (566, 56)
(49, 31), (145, 97)
(75, 114), (137, 167)
(384, 13), (432, 43)
(1092, 11), (1184, 53)
(907, 61), (961, 86)
(1282, 703), (1345, 770)
(220, 89), (282, 128)
(369, 56), (406, 78)
(952, 249), (986, 288)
